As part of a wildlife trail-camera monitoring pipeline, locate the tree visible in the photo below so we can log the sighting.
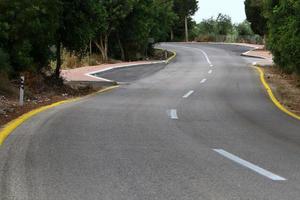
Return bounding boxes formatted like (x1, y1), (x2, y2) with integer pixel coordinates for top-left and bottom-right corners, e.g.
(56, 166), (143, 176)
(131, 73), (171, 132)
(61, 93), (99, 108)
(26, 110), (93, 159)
(265, 0), (300, 74)
(0, 0), (59, 74)
(172, 0), (198, 41)
(215, 14), (233, 35)
(117, 0), (176, 60)
(244, 0), (267, 36)
(54, 0), (104, 78)
(0, 48), (9, 73)
(196, 17), (216, 35)
(93, 0), (134, 62)
(235, 20), (254, 36)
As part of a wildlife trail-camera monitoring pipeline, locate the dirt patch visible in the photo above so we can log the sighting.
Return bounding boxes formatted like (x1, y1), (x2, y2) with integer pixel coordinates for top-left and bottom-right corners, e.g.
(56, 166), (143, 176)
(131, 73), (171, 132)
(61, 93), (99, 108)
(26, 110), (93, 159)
(263, 66), (300, 115)
(0, 74), (97, 127)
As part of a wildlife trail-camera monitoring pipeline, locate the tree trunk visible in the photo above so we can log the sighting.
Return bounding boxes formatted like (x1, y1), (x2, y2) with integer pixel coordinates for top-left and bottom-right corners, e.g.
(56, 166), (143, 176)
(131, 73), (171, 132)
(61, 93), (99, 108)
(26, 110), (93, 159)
(95, 33), (108, 62)
(55, 41), (61, 79)
(117, 33), (125, 61)
(170, 29), (174, 41)
(263, 34), (267, 49)
(185, 16), (189, 42)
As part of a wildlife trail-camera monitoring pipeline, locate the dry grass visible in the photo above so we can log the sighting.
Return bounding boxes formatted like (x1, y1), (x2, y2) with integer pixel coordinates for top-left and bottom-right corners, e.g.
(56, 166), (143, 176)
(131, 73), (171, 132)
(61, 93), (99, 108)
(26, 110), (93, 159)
(0, 73), (18, 97)
(0, 72), (96, 126)
(263, 66), (300, 115)
(61, 51), (103, 69)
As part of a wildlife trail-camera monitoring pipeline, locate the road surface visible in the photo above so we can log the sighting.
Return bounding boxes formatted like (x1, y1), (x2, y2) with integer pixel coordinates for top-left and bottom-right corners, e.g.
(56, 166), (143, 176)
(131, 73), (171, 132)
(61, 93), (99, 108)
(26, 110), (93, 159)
(1, 43), (300, 200)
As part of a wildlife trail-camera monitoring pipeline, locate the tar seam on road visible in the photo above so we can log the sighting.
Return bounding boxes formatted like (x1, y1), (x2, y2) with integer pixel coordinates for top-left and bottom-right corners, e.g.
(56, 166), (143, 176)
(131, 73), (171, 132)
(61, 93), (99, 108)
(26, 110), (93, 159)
(254, 66), (300, 121)
(168, 109), (178, 120)
(214, 149), (287, 181)
(183, 90), (194, 98)
(201, 79), (207, 84)
(0, 86), (119, 146)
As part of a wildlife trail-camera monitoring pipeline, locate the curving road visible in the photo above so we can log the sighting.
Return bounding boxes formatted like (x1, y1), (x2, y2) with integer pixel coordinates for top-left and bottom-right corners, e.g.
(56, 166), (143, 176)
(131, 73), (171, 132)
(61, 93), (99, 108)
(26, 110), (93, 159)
(1, 43), (300, 200)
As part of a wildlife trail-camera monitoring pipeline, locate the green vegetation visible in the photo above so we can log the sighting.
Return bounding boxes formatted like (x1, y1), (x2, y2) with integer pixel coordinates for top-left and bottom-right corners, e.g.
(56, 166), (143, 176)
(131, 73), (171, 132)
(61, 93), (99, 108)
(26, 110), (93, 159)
(244, 0), (267, 36)
(192, 14), (262, 44)
(0, 0), (198, 82)
(245, 0), (300, 74)
(171, 0), (198, 41)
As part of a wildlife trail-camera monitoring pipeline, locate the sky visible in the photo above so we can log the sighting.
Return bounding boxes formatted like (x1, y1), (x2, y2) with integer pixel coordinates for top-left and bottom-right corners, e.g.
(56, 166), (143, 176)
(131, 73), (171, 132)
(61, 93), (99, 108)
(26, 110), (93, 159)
(193, 0), (247, 24)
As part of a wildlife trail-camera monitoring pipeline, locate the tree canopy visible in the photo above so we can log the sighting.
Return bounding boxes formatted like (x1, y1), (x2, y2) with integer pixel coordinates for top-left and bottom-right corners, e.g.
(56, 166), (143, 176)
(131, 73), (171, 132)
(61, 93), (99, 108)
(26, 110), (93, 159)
(244, 0), (267, 36)
(0, 0), (191, 78)
(171, 0), (199, 41)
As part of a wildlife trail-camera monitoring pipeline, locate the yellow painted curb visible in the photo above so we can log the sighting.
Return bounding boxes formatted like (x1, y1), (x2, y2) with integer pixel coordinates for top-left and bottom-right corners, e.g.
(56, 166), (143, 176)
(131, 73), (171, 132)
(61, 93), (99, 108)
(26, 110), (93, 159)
(254, 66), (300, 121)
(166, 50), (177, 64)
(155, 48), (177, 64)
(0, 85), (119, 145)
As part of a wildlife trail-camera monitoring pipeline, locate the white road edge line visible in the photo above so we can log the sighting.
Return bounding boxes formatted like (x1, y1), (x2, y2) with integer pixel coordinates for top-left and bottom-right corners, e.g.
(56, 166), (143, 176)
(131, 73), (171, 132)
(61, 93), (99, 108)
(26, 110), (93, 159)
(213, 149), (287, 181)
(85, 61), (165, 81)
(163, 44), (213, 66)
(168, 109), (178, 120)
(200, 79), (207, 84)
(183, 90), (194, 98)
(198, 49), (212, 66)
(208, 70), (213, 74)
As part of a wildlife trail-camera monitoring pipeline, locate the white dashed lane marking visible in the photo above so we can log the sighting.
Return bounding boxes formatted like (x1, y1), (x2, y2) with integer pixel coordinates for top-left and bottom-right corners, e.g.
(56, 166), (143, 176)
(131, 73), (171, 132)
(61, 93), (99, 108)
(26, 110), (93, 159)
(168, 109), (178, 120)
(183, 90), (194, 98)
(201, 79), (207, 84)
(214, 149), (287, 181)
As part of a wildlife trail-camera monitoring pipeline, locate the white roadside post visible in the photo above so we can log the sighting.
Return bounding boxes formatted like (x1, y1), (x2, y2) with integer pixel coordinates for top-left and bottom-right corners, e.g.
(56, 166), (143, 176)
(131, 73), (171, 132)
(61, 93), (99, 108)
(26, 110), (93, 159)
(19, 76), (25, 106)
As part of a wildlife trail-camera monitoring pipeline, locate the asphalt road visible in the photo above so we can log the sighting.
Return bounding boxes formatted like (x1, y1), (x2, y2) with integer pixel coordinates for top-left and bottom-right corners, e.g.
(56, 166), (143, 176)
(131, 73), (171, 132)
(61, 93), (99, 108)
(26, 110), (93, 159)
(1, 43), (300, 200)
(93, 63), (166, 83)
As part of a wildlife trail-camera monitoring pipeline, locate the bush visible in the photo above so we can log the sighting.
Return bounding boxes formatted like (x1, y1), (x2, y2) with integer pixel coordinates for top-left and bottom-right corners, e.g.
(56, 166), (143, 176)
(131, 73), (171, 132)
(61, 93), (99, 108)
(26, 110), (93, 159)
(0, 48), (9, 73)
(267, 0), (300, 74)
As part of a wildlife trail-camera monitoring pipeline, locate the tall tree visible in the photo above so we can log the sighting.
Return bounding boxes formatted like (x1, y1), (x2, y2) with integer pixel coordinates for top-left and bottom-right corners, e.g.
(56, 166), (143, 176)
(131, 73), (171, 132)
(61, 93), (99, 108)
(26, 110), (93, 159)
(0, 0), (59, 74)
(54, 0), (104, 78)
(94, 0), (134, 62)
(172, 0), (198, 41)
(244, 0), (267, 36)
(265, 0), (300, 73)
(235, 20), (254, 36)
(215, 14), (233, 35)
(117, 0), (176, 60)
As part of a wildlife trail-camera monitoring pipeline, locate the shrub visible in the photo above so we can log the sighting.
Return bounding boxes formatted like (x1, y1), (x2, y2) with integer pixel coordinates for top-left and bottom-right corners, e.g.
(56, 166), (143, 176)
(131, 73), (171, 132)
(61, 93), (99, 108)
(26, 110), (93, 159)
(0, 48), (9, 73)
(266, 0), (300, 74)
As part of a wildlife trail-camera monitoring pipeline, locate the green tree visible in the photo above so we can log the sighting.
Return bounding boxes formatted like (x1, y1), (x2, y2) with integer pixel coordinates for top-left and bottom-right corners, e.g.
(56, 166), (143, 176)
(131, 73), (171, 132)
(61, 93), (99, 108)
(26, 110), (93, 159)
(0, 0), (59, 74)
(54, 0), (104, 78)
(93, 0), (134, 62)
(235, 20), (254, 36)
(215, 14), (233, 35)
(244, 0), (267, 36)
(117, 0), (176, 60)
(0, 48), (9, 73)
(172, 0), (198, 41)
(265, 0), (300, 73)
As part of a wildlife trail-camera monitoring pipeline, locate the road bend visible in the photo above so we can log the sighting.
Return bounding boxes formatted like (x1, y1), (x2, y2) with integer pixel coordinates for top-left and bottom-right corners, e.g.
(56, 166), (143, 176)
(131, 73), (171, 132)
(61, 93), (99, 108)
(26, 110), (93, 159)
(1, 43), (300, 199)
